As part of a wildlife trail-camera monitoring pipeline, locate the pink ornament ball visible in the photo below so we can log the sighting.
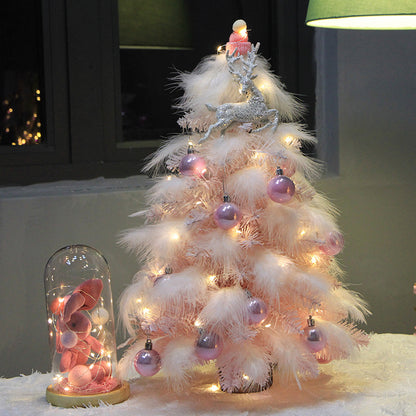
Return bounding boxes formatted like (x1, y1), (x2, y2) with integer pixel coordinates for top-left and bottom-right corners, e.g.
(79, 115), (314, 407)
(320, 231), (344, 256)
(90, 362), (111, 383)
(195, 332), (223, 361)
(267, 175), (295, 203)
(214, 202), (242, 230)
(68, 364), (92, 387)
(179, 154), (206, 177)
(302, 325), (327, 353)
(247, 297), (268, 326)
(61, 330), (78, 349)
(279, 159), (296, 177)
(134, 348), (161, 377)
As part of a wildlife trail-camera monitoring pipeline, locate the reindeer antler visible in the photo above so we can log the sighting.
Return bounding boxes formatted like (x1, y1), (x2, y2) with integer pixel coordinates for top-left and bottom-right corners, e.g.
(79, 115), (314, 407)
(226, 48), (242, 78)
(242, 42), (260, 80)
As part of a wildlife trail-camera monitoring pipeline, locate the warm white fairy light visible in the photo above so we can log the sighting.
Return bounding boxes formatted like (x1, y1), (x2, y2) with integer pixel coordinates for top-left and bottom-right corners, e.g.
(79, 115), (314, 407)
(242, 374), (250, 380)
(167, 175), (172, 181)
(284, 135), (295, 146)
(142, 307), (151, 316)
(264, 323), (271, 328)
(310, 255), (320, 266)
(208, 384), (220, 392)
(207, 275), (216, 283)
(299, 229), (306, 237)
(48, 318), (53, 324)
(136, 298), (142, 303)
(194, 319), (202, 327)
(171, 232), (180, 241)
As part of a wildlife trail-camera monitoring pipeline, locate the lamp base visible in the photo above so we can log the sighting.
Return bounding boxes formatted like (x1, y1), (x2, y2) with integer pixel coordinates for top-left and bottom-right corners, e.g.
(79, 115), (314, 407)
(46, 381), (130, 408)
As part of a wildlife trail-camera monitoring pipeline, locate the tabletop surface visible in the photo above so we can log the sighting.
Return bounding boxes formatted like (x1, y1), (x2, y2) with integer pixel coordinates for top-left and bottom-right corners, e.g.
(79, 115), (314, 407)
(1, 333), (415, 416)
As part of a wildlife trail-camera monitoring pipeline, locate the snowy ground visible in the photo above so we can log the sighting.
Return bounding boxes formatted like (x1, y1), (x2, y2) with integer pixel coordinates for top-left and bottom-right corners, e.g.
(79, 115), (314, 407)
(1, 333), (415, 416)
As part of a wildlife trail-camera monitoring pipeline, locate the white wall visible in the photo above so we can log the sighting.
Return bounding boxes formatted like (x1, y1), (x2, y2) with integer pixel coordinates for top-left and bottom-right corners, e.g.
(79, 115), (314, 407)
(316, 29), (416, 334)
(0, 29), (415, 378)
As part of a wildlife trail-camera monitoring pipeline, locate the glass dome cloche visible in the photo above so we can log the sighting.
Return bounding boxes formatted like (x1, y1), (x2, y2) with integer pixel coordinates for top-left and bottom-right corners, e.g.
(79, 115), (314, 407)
(44, 245), (129, 407)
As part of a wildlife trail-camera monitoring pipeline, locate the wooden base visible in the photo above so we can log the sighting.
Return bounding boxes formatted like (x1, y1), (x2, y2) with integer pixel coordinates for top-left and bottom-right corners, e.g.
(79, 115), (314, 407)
(46, 381), (130, 408)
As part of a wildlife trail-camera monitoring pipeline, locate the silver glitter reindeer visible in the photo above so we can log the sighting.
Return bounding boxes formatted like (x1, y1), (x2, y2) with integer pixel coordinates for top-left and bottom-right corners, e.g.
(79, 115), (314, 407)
(199, 43), (279, 143)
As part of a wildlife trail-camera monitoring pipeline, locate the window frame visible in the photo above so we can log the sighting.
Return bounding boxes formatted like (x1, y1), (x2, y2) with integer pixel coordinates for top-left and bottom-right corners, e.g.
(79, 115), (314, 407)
(0, 0), (316, 186)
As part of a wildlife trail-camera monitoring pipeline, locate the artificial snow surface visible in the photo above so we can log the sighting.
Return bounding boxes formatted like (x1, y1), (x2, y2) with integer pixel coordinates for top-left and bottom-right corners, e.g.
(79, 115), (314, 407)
(1, 334), (415, 416)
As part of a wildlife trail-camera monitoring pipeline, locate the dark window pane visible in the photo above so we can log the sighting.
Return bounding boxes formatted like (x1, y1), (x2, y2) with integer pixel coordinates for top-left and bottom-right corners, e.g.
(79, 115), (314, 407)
(0, 0), (45, 147)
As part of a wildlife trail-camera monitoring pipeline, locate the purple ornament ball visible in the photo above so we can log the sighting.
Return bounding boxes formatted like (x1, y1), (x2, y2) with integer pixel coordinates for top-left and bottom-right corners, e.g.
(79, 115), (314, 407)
(61, 330), (78, 349)
(267, 175), (295, 203)
(195, 332), (223, 361)
(214, 202), (242, 230)
(247, 297), (268, 326)
(134, 348), (161, 377)
(179, 154), (206, 177)
(302, 325), (327, 353)
(320, 231), (344, 256)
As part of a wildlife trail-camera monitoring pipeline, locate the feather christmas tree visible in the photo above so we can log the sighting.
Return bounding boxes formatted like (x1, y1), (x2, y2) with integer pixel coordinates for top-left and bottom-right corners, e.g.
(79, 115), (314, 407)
(118, 20), (369, 393)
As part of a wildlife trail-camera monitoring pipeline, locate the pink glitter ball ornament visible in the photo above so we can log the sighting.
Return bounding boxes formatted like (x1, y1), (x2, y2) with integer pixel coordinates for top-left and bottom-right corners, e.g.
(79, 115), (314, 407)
(319, 231), (344, 256)
(267, 168), (296, 203)
(134, 339), (161, 377)
(214, 195), (242, 230)
(195, 331), (223, 361)
(302, 316), (327, 353)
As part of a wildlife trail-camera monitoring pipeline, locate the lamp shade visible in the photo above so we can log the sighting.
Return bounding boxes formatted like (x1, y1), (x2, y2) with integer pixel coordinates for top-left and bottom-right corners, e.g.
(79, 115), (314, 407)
(306, 0), (416, 30)
(118, 0), (191, 49)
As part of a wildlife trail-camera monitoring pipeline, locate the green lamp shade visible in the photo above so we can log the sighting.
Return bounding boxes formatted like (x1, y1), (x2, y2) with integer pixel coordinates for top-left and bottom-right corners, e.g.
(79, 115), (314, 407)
(306, 0), (416, 30)
(118, 0), (191, 49)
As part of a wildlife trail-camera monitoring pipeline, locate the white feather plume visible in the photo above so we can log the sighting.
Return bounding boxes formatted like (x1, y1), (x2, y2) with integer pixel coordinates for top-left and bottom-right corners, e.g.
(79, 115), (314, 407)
(150, 267), (207, 313)
(327, 286), (371, 323)
(118, 276), (152, 336)
(198, 287), (251, 340)
(118, 220), (188, 263)
(226, 167), (267, 210)
(264, 329), (319, 387)
(216, 341), (272, 392)
(189, 229), (241, 273)
(251, 250), (294, 304)
(162, 336), (199, 391)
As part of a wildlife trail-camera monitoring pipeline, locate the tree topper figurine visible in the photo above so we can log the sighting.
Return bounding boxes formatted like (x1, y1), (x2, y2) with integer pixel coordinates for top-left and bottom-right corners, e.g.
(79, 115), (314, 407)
(199, 21), (279, 143)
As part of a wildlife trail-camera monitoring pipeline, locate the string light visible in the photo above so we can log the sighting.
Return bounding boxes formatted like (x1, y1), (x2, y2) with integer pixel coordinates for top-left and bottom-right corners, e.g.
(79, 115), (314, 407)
(242, 374), (250, 380)
(284, 135), (295, 146)
(208, 384), (220, 392)
(310, 255), (320, 266)
(264, 323), (271, 328)
(207, 275), (216, 284)
(194, 319), (202, 327)
(170, 232), (180, 241)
